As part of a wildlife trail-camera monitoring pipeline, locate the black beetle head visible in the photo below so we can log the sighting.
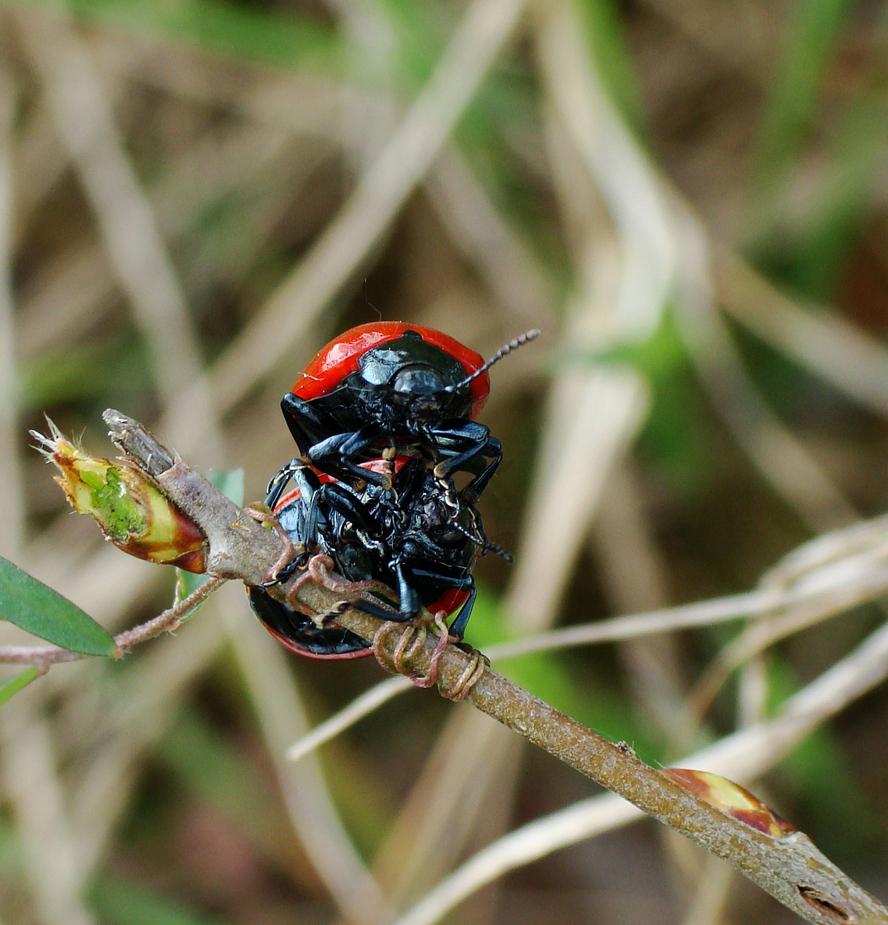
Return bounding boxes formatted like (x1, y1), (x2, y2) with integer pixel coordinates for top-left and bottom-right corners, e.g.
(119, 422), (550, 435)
(358, 332), (469, 419)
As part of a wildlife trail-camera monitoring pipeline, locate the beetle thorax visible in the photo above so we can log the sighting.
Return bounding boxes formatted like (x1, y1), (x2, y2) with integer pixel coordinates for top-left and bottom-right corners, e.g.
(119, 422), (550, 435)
(356, 334), (471, 424)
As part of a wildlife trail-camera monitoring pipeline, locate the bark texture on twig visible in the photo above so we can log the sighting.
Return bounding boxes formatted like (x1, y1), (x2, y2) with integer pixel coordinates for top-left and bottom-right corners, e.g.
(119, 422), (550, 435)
(94, 409), (888, 925)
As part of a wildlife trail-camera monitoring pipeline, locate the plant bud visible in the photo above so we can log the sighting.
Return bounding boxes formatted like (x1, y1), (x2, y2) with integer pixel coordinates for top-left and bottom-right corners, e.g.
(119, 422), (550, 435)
(33, 420), (207, 573)
(664, 768), (796, 837)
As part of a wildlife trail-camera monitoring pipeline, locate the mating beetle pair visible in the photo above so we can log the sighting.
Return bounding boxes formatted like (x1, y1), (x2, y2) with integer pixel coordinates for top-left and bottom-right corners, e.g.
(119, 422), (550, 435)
(249, 322), (537, 658)
(248, 456), (487, 658)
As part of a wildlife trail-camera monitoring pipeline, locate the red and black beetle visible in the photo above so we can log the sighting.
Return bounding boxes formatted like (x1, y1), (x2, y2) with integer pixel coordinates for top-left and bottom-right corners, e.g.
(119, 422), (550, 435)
(280, 322), (538, 502)
(248, 457), (486, 659)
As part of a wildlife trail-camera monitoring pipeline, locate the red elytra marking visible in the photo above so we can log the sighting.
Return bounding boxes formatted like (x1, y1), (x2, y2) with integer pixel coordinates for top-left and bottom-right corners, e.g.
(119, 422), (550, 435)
(260, 619), (372, 660)
(292, 322), (490, 419)
(429, 586), (471, 619)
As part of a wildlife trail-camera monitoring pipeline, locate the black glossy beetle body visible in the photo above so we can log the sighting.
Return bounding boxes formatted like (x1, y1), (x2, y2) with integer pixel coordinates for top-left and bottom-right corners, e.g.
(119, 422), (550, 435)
(282, 323), (536, 501)
(248, 457), (486, 659)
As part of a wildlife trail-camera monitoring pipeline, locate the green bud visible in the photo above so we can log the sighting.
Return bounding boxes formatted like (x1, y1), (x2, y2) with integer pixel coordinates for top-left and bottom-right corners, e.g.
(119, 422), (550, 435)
(33, 420), (207, 573)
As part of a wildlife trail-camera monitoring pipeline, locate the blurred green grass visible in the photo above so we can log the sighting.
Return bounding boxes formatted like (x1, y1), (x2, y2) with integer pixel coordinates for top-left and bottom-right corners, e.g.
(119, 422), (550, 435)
(3, 0), (888, 923)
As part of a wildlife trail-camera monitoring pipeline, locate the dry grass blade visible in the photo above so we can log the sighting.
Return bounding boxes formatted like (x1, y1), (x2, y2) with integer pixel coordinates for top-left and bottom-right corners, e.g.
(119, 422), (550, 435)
(673, 228), (857, 532)
(286, 675), (412, 764)
(506, 367), (649, 629)
(495, 511), (888, 658)
(227, 595), (391, 925)
(590, 462), (684, 734)
(169, 0), (531, 436)
(489, 590), (768, 659)
(427, 150), (555, 331)
(14, 10), (222, 462)
(390, 612), (888, 925)
(719, 250), (888, 418)
(538, 0), (675, 338)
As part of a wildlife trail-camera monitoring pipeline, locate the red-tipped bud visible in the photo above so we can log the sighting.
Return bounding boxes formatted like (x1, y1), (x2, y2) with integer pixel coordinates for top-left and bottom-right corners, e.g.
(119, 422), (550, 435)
(664, 768), (796, 837)
(33, 420), (207, 573)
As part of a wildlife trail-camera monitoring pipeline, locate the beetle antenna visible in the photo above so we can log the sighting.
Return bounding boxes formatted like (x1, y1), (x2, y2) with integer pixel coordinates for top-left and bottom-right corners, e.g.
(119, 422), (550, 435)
(447, 508), (514, 562)
(442, 329), (540, 393)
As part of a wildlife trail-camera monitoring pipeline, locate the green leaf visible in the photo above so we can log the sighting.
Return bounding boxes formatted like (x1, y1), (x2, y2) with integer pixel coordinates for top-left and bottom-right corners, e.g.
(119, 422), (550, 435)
(174, 469), (243, 621)
(90, 874), (224, 925)
(0, 668), (41, 706)
(0, 557), (118, 656)
(3, 0), (344, 75)
(752, 0), (855, 198)
(209, 467), (244, 507)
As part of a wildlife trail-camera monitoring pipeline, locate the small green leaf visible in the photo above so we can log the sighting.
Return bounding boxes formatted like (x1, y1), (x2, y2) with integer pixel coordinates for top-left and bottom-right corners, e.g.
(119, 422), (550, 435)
(173, 468), (243, 621)
(0, 668), (41, 706)
(209, 467), (244, 506)
(173, 569), (210, 623)
(0, 557), (118, 656)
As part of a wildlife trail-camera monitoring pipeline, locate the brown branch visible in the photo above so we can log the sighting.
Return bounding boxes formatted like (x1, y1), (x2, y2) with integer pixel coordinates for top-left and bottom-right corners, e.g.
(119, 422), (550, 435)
(23, 409), (888, 925)
(0, 575), (226, 670)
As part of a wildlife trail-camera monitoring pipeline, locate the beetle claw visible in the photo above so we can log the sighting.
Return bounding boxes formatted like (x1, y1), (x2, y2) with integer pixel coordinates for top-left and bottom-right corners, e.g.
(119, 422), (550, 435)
(440, 645), (489, 701)
(371, 613), (447, 688)
(410, 612), (451, 688)
(247, 505), (300, 586)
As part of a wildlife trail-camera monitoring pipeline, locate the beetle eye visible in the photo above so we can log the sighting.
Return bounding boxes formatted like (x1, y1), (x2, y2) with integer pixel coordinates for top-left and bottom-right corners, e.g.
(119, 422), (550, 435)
(393, 367), (445, 403)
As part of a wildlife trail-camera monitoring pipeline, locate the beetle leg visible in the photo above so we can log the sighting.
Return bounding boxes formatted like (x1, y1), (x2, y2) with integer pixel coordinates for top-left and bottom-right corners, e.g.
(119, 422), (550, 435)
(308, 425), (396, 487)
(434, 438), (502, 504)
(444, 583), (476, 641)
(391, 559), (422, 620)
(440, 646), (489, 701)
(280, 392), (344, 457)
(272, 460), (320, 508)
(320, 481), (381, 536)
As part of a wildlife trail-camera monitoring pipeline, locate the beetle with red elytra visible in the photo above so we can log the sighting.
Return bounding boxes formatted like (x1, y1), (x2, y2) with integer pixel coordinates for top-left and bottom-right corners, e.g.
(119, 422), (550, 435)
(280, 322), (538, 502)
(250, 321), (536, 659)
(249, 455), (488, 659)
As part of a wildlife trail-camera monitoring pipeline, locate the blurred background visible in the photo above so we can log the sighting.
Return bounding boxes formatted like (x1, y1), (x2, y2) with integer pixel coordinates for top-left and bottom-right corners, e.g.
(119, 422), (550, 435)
(2, 0), (888, 923)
